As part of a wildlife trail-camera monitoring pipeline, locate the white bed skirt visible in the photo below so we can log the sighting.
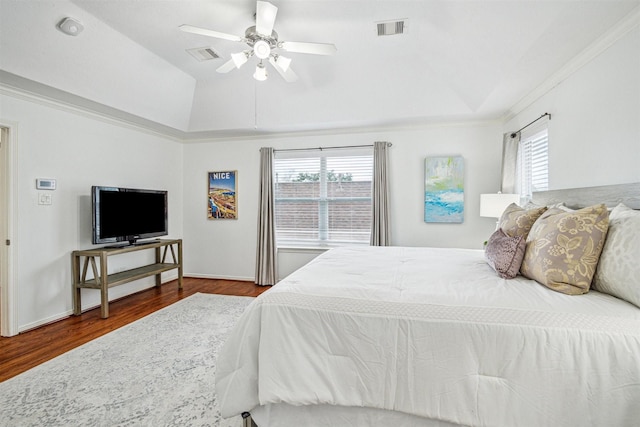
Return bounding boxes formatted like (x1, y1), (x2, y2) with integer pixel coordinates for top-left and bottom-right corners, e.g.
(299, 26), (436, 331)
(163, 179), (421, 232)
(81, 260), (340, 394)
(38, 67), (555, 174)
(251, 403), (463, 427)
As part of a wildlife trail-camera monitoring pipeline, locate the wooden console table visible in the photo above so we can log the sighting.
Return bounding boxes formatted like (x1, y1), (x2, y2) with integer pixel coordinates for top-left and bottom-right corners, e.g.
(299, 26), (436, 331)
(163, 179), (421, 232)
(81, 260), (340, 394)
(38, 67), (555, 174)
(72, 239), (183, 318)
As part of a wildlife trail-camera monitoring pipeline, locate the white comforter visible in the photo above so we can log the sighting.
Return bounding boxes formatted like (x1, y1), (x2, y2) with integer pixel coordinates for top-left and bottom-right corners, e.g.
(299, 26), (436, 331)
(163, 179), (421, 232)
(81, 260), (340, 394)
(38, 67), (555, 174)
(216, 247), (640, 426)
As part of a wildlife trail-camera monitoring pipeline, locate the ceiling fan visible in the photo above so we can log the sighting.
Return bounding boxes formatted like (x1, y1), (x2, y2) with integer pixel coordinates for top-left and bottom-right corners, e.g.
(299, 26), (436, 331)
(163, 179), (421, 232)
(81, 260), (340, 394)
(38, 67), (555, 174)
(180, 1), (337, 82)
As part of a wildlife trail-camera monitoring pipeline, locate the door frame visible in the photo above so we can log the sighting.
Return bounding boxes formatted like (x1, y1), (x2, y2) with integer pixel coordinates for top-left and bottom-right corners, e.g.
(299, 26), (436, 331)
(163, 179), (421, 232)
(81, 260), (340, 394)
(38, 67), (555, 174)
(1, 121), (18, 336)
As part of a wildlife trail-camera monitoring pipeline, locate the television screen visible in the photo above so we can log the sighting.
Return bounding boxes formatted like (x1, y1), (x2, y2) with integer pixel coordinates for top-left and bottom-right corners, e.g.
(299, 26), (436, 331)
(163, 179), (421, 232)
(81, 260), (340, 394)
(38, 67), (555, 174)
(92, 186), (168, 245)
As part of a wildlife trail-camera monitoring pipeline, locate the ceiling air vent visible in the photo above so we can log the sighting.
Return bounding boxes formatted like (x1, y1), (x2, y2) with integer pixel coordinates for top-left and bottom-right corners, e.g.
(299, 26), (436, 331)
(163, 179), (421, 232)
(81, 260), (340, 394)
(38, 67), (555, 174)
(186, 47), (221, 61)
(376, 19), (407, 36)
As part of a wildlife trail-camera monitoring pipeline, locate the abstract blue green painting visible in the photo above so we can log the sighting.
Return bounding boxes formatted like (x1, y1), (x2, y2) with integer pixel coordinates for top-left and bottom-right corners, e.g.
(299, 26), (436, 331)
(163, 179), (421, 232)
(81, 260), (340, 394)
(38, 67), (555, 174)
(424, 156), (464, 223)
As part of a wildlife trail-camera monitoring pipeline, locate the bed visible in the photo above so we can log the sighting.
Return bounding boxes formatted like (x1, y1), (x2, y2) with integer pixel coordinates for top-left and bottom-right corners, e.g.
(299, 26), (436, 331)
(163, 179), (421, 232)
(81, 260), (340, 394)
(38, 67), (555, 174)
(216, 183), (640, 427)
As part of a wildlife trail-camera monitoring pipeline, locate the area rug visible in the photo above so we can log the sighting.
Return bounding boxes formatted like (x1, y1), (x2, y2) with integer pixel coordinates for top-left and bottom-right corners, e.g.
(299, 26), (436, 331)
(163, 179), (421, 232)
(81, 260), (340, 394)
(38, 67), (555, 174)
(0, 293), (254, 427)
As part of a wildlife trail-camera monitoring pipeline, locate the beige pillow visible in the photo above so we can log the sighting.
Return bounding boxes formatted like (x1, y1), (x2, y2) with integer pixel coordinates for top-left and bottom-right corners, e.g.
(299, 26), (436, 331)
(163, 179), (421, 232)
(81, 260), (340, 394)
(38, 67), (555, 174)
(498, 204), (547, 238)
(520, 204), (610, 295)
(593, 204), (640, 307)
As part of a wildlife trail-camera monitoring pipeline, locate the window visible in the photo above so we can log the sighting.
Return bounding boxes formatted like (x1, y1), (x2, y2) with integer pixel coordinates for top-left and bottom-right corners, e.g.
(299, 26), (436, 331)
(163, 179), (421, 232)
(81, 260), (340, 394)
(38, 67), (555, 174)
(518, 126), (548, 199)
(274, 148), (373, 247)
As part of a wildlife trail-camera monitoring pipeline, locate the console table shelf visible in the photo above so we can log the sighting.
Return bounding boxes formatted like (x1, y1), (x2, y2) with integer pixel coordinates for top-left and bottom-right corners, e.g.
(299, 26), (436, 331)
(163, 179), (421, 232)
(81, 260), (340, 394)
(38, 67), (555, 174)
(72, 239), (183, 318)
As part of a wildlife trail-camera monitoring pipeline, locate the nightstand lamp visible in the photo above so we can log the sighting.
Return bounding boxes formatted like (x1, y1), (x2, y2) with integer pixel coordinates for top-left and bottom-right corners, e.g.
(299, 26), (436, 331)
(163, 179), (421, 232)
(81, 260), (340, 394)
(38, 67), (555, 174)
(480, 193), (520, 225)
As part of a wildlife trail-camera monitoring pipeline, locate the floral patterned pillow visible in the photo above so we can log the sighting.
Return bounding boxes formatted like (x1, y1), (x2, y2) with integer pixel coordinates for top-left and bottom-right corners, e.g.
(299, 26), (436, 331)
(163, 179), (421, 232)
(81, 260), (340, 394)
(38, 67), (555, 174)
(498, 204), (547, 238)
(520, 204), (610, 295)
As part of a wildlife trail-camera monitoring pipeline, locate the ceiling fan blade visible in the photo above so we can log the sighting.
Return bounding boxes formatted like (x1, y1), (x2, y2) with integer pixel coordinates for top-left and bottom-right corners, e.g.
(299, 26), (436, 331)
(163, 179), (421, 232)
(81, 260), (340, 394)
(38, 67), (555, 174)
(280, 41), (337, 56)
(179, 24), (243, 42)
(216, 58), (237, 73)
(269, 56), (298, 82)
(256, 1), (278, 36)
(273, 55), (291, 72)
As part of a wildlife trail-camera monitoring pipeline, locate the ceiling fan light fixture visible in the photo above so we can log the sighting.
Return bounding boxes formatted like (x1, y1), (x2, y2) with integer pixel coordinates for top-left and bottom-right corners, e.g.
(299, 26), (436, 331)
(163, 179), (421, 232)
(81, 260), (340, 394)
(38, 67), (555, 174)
(182, 0), (336, 82)
(253, 39), (271, 59)
(254, 62), (268, 81)
(231, 51), (249, 68)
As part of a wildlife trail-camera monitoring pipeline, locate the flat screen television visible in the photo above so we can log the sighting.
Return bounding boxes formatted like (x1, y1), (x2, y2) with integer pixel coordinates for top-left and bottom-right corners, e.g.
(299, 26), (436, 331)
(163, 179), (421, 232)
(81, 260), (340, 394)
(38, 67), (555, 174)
(92, 186), (168, 246)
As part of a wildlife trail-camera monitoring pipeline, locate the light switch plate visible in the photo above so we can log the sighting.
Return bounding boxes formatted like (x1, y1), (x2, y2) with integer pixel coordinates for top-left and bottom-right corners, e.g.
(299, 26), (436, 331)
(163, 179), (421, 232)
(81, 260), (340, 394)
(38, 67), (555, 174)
(38, 193), (52, 205)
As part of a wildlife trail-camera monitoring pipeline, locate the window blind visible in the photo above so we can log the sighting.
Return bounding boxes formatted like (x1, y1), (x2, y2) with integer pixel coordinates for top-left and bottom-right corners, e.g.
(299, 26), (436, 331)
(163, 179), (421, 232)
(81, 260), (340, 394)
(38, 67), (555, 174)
(274, 148), (373, 246)
(518, 128), (549, 198)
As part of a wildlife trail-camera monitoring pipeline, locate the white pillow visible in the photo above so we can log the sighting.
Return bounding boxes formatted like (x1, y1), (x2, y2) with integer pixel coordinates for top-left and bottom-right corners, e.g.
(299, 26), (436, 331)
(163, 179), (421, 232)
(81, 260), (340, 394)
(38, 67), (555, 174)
(593, 203), (640, 307)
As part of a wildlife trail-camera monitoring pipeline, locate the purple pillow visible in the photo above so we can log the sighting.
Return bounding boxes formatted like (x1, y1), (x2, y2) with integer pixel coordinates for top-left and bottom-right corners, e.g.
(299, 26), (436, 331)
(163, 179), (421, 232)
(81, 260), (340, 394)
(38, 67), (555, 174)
(484, 228), (526, 279)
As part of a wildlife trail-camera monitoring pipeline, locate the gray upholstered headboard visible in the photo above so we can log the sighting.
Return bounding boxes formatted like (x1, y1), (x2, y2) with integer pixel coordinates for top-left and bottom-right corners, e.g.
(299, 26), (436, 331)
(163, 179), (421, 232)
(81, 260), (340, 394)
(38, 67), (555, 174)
(532, 182), (640, 210)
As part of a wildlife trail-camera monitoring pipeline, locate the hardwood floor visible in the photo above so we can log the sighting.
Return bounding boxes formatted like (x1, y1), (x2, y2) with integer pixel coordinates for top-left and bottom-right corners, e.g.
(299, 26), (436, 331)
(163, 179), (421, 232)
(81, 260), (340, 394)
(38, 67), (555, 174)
(0, 277), (270, 383)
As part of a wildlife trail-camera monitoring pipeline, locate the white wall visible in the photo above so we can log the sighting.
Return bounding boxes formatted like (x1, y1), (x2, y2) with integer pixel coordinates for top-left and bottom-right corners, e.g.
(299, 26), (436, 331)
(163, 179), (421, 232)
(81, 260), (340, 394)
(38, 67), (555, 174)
(505, 26), (640, 189)
(0, 93), (184, 331)
(183, 122), (503, 281)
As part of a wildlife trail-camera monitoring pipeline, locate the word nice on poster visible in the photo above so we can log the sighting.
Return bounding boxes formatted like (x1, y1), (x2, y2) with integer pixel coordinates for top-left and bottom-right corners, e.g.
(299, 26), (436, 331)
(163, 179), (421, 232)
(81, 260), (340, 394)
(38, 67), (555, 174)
(208, 171), (237, 219)
(424, 156), (464, 223)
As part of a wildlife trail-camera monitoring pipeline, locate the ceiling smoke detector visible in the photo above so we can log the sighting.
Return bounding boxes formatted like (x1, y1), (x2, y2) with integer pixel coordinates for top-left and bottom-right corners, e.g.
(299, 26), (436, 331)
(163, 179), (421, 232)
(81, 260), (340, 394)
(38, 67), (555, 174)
(57, 17), (84, 36)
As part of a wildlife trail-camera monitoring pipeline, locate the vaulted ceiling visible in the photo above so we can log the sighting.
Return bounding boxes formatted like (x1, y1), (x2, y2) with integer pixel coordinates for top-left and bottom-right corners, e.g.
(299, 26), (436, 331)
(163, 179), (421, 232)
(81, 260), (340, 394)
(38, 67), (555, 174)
(1, 0), (638, 139)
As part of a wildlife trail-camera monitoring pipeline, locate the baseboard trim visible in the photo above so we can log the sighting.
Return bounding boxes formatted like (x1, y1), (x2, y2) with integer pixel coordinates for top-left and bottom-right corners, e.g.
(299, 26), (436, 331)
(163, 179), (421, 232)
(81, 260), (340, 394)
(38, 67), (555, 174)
(185, 273), (254, 282)
(17, 275), (182, 333)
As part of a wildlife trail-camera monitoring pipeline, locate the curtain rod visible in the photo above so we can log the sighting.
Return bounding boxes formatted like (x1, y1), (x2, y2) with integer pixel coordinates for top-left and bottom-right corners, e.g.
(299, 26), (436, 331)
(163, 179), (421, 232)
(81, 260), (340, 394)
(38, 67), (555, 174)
(510, 113), (551, 138)
(273, 142), (392, 153)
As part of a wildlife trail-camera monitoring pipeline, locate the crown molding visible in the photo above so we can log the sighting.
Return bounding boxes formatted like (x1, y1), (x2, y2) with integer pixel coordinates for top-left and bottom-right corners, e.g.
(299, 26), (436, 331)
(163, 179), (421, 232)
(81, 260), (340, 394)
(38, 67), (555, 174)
(182, 116), (503, 143)
(1, 70), (501, 143)
(0, 70), (186, 142)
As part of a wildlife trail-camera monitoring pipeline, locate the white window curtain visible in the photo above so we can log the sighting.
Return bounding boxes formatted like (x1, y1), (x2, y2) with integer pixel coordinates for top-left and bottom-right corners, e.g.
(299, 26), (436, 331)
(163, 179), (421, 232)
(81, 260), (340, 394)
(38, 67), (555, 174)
(255, 147), (277, 286)
(501, 132), (520, 194)
(501, 117), (549, 203)
(370, 141), (390, 246)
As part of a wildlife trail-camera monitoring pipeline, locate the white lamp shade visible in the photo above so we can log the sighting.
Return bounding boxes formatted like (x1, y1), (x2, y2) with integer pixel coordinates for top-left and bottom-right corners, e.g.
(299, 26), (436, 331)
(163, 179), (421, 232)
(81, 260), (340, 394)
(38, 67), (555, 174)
(480, 193), (520, 218)
(231, 52), (249, 68)
(253, 63), (268, 81)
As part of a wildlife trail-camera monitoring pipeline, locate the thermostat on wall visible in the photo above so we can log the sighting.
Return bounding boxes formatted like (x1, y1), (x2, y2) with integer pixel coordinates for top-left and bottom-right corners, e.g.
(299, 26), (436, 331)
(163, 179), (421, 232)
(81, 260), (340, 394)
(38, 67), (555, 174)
(36, 178), (56, 190)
